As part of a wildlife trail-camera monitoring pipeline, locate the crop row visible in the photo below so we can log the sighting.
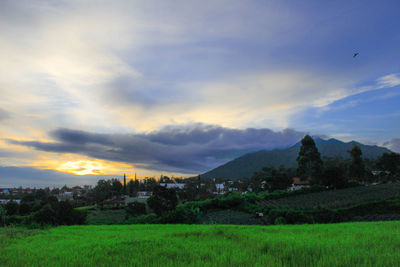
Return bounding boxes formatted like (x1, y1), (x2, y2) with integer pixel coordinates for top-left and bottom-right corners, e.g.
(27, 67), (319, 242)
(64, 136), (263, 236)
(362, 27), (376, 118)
(259, 182), (400, 210)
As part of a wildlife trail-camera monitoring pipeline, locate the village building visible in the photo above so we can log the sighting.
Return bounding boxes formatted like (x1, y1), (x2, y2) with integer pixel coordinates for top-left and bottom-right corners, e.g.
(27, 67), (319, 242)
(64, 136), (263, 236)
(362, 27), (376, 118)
(288, 177), (311, 191)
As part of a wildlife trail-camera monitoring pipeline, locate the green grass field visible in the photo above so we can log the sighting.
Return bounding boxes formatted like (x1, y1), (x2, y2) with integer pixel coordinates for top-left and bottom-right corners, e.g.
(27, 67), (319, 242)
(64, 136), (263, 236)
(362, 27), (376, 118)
(1, 221), (399, 267)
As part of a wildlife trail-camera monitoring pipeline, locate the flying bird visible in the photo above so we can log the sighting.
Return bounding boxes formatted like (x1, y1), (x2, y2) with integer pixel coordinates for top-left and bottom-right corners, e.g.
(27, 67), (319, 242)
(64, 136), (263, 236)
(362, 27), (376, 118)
(353, 52), (359, 58)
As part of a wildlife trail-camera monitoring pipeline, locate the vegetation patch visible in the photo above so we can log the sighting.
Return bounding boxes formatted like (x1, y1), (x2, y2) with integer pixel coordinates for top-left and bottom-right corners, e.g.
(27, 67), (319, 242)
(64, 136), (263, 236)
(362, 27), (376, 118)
(1, 222), (400, 267)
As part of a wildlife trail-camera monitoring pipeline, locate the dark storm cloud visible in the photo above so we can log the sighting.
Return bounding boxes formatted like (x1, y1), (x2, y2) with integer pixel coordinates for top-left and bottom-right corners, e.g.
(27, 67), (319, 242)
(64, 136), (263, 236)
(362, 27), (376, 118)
(8, 124), (306, 173)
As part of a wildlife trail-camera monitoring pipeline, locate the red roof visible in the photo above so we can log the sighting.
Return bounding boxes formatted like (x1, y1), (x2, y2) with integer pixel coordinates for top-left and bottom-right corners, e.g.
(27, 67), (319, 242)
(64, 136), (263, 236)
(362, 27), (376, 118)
(292, 177), (310, 185)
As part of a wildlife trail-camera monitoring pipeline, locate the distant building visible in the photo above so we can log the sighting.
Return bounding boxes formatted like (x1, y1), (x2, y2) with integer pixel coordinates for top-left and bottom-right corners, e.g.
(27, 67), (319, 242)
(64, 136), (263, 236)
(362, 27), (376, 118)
(0, 188), (11, 195)
(288, 177), (310, 191)
(0, 199), (21, 204)
(159, 183), (185, 190)
(213, 183), (225, 194)
(137, 191), (153, 199)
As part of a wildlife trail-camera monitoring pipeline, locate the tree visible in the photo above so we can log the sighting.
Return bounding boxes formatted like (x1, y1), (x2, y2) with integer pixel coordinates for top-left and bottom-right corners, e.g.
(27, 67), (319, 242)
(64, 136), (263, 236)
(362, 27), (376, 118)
(296, 135), (323, 184)
(91, 179), (112, 206)
(261, 167), (293, 192)
(348, 145), (365, 182)
(123, 174), (127, 195)
(19, 202), (31, 215)
(33, 204), (56, 225)
(5, 201), (19, 216)
(377, 152), (400, 178)
(111, 178), (123, 198)
(34, 189), (48, 201)
(147, 186), (178, 216)
(0, 205), (6, 226)
(321, 166), (347, 188)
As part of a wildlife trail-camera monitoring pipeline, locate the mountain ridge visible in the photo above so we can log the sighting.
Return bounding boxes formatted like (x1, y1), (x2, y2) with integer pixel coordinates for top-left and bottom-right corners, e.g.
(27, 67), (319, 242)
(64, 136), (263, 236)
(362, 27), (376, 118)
(200, 138), (391, 180)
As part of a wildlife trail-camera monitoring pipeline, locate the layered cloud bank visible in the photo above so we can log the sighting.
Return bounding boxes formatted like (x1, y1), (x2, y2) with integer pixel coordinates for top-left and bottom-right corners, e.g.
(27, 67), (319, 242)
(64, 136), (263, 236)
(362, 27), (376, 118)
(9, 124), (305, 173)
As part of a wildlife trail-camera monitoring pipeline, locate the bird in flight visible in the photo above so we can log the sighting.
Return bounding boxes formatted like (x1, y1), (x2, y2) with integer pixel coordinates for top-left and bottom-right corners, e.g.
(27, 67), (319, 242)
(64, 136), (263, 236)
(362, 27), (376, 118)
(353, 52), (359, 58)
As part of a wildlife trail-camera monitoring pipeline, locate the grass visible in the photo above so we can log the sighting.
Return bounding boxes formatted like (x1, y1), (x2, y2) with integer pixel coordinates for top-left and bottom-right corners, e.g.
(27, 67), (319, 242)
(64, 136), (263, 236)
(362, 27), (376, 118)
(86, 209), (126, 225)
(260, 182), (400, 210)
(199, 210), (263, 225)
(1, 221), (400, 266)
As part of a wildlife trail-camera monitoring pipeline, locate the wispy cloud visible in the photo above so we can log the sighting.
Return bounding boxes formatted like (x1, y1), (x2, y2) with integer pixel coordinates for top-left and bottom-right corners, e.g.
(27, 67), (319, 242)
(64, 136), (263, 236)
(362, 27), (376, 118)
(377, 73), (400, 88)
(383, 138), (400, 153)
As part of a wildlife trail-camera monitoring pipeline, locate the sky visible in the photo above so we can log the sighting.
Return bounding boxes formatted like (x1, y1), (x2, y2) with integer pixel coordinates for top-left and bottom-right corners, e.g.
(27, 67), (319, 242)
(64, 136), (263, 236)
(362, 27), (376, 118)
(1, 0), (399, 187)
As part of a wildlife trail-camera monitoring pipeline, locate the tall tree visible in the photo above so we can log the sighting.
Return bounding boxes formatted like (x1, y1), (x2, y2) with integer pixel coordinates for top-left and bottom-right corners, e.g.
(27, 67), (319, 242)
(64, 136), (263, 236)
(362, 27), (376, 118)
(111, 178), (123, 197)
(377, 152), (400, 177)
(296, 135), (323, 184)
(123, 174), (127, 195)
(348, 145), (365, 182)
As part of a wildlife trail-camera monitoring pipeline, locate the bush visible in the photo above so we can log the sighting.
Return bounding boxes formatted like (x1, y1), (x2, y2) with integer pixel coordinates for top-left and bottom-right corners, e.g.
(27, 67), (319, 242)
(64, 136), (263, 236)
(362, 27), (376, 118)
(55, 201), (87, 225)
(163, 205), (201, 224)
(33, 204), (56, 225)
(122, 213), (162, 224)
(265, 199), (400, 225)
(274, 216), (287, 225)
(5, 215), (28, 225)
(126, 202), (146, 217)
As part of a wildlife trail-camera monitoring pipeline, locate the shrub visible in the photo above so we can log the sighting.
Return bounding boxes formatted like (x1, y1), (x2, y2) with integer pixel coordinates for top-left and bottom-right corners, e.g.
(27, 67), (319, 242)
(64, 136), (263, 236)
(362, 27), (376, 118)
(274, 216), (287, 225)
(163, 205), (201, 224)
(123, 213), (162, 224)
(126, 202), (146, 217)
(33, 204), (56, 225)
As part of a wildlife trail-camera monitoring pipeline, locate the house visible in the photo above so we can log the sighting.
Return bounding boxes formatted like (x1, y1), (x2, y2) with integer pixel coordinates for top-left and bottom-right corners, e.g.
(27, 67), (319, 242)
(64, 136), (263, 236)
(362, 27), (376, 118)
(288, 177), (311, 191)
(213, 183), (225, 194)
(0, 188), (11, 195)
(137, 191), (153, 199)
(215, 183), (224, 191)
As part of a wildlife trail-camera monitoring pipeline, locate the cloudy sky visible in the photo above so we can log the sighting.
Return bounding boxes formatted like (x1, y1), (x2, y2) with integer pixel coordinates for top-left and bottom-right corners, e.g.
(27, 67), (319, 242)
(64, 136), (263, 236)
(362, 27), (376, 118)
(1, 0), (399, 186)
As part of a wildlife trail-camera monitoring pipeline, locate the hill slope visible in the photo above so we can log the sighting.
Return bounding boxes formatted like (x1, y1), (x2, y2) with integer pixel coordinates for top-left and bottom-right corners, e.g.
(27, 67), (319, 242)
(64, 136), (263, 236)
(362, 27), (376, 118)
(201, 138), (391, 179)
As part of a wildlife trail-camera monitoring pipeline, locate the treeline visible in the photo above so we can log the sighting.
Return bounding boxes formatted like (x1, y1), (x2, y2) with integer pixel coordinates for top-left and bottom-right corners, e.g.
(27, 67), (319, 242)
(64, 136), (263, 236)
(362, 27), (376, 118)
(294, 135), (399, 188)
(0, 189), (86, 227)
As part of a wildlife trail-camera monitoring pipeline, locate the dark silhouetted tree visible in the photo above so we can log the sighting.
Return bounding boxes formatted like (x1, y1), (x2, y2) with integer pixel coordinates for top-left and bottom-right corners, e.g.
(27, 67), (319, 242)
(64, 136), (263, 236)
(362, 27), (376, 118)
(348, 145), (365, 182)
(377, 152), (400, 178)
(5, 201), (19, 216)
(321, 166), (347, 188)
(33, 204), (56, 225)
(147, 186), (178, 216)
(296, 135), (323, 184)
(0, 205), (6, 226)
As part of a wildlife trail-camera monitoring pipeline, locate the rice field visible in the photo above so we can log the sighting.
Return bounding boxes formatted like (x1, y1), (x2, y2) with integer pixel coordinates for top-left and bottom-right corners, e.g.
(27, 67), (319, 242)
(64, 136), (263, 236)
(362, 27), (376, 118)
(1, 221), (399, 267)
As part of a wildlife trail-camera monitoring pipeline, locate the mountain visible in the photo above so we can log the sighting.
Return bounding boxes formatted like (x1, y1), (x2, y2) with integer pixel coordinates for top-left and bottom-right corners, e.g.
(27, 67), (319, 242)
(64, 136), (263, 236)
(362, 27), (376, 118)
(201, 138), (391, 180)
